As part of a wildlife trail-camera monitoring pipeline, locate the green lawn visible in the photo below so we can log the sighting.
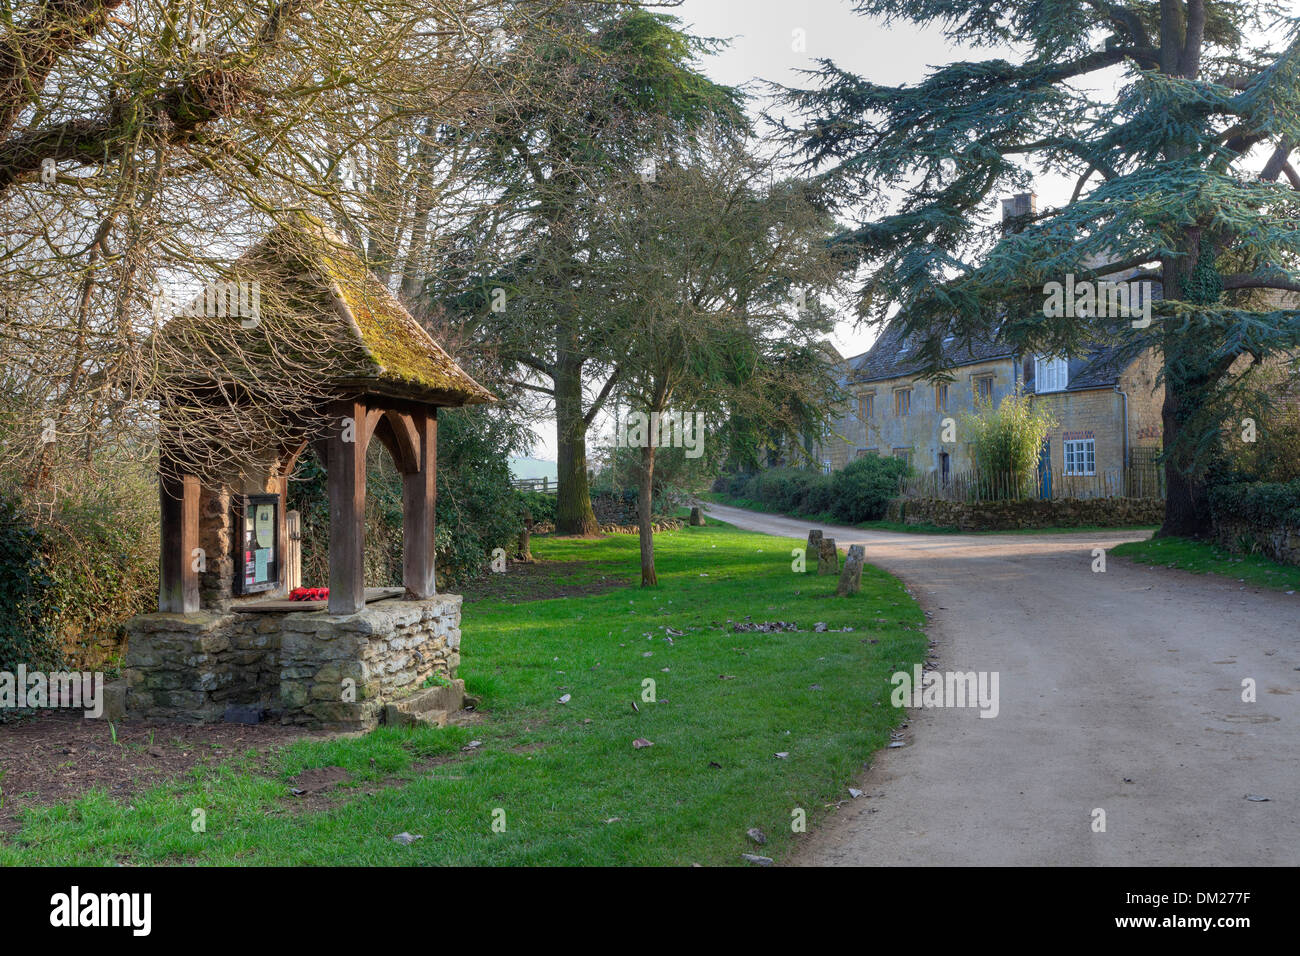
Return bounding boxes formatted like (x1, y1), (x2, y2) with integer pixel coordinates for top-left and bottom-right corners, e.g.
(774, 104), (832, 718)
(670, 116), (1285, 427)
(1110, 535), (1300, 593)
(0, 519), (926, 866)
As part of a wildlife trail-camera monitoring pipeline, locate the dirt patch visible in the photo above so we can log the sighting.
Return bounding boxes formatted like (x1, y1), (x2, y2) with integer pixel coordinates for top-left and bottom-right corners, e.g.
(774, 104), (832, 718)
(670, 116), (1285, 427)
(0, 710), (327, 832)
(287, 765), (350, 795)
(271, 749), (480, 818)
(459, 557), (631, 602)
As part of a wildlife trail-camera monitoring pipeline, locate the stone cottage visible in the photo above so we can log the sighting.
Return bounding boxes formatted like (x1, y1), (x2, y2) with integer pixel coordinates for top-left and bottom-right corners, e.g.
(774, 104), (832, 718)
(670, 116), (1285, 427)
(811, 322), (1165, 493)
(810, 194), (1165, 495)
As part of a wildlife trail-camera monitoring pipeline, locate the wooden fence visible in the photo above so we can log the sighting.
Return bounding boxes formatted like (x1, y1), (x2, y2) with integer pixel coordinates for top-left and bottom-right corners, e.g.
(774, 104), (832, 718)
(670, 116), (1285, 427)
(511, 476), (557, 494)
(899, 458), (1165, 503)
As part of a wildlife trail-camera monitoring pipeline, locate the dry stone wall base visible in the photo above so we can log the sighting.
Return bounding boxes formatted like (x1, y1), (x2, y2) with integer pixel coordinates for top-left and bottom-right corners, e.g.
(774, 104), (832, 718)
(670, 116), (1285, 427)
(885, 496), (1165, 531)
(124, 594), (462, 731)
(1212, 519), (1300, 567)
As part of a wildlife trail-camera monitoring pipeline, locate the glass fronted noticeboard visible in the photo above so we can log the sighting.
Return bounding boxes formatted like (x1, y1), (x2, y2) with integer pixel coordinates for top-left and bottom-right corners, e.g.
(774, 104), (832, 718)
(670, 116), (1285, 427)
(235, 494), (281, 595)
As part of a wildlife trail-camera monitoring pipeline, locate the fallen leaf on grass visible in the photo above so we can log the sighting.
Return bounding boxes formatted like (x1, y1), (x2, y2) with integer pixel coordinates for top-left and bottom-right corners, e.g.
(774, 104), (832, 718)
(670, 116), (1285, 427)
(392, 832), (423, 845)
(632, 738), (654, 749)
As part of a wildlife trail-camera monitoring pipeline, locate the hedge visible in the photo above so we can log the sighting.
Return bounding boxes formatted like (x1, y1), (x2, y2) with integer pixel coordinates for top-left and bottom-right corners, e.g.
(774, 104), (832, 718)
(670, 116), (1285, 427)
(1208, 480), (1300, 528)
(722, 455), (910, 524)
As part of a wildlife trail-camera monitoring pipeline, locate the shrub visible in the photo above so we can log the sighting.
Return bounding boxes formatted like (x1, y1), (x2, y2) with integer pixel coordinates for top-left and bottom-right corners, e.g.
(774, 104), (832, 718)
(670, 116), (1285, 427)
(960, 390), (1055, 499)
(1208, 480), (1300, 528)
(829, 455), (911, 523)
(800, 474), (837, 516)
(516, 490), (556, 525)
(0, 465), (156, 685)
(718, 456), (908, 524)
(725, 472), (752, 498)
(0, 493), (58, 693)
(1235, 404), (1300, 483)
(41, 488), (157, 669)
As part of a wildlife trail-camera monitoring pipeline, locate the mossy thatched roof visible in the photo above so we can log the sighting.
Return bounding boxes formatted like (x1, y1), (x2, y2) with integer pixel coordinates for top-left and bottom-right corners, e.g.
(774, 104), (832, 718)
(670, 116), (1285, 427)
(158, 216), (494, 408)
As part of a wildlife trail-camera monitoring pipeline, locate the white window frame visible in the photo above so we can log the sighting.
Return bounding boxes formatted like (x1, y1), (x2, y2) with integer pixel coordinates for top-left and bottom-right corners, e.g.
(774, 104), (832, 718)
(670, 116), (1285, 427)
(1035, 355), (1069, 393)
(822, 459), (833, 475)
(1063, 438), (1095, 476)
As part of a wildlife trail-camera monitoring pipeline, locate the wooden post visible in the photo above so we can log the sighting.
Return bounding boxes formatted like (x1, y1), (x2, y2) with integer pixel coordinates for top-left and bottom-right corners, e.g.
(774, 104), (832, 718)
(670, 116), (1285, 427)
(285, 509), (302, 592)
(805, 529), (822, 571)
(159, 467), (201, 613)
(837, 544), (865, 596)
(515, 509), (534, 563)
(328, 399), (368, 614)
(817, 537), (838, 575)
(402, 408), (437, 599)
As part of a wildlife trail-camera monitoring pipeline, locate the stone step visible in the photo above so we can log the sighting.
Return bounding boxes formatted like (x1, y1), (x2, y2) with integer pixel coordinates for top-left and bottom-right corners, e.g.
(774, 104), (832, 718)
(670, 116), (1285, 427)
(383, 678), (465, 728)
(92, 679), (127, 721)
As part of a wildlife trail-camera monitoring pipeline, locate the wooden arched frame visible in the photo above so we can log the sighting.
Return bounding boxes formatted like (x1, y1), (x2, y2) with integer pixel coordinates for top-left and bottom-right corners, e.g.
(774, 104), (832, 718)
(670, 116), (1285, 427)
(324, 399), (437, 614)
(157, 399), (438, 616)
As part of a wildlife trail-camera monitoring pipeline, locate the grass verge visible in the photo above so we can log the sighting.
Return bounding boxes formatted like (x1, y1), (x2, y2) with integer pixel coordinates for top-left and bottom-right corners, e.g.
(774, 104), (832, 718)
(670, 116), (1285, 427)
(0, 520), (925, 866)
(1110, 535), (1300, 594)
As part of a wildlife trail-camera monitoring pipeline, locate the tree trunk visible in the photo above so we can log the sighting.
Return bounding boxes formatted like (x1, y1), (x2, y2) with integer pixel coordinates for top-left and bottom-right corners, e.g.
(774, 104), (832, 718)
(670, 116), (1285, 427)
(1157, 249), (1216, 539)
(1158, 354), (1215, 537)
(554, 353), (599, 536)
(638, 440), (657, 587)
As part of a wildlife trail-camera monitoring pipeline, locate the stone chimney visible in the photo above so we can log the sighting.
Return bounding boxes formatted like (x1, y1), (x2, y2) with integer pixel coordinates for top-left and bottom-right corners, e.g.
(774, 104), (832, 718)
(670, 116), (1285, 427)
(1000, 192), (1037, 233)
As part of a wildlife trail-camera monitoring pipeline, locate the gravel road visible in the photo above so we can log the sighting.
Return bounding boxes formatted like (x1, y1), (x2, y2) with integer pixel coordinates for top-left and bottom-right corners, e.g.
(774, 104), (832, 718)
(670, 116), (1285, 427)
(704, 502), (1300, 865)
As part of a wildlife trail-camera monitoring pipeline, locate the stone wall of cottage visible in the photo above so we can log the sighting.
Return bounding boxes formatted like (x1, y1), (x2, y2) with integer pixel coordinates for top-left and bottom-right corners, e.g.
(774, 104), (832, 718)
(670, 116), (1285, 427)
(818, 357), (1018, 474)
(814, 348), (1167, 481)
(1031, 387), (1125, 479)
(124, 594), (461, 731)
(1117, 349), (1165, 453)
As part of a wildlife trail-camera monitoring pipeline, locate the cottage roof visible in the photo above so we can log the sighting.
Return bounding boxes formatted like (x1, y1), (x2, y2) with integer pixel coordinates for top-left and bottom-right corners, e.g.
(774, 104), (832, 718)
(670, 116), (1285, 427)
(849, 323), (1014, 385)
(157, 215), (494, 408)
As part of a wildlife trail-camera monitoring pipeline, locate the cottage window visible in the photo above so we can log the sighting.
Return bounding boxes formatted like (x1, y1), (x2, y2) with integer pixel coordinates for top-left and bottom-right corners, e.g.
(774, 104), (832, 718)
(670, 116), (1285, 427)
(973, 375), (993, 403)
(1064, 438), (1095, 476)
(935, 383), (949, 412)
(859, 392), (874, 420)
(1035, 356), (1069, 393)
(895, 388), (911, 416)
